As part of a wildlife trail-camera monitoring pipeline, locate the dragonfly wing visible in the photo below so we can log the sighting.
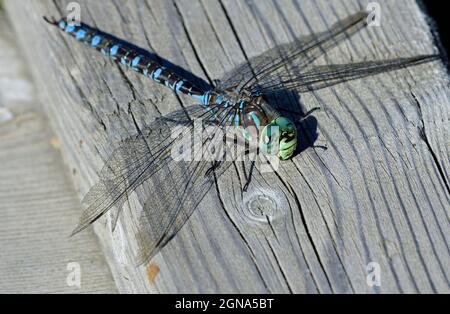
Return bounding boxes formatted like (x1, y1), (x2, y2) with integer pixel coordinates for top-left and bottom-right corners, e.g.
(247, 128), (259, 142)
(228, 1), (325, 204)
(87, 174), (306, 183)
(73, 133), (160, 236)
(72, 102), (238, 239)
(135, 104), (253, 263)
(255, 55), (440, 94)
(218, 11), (369, 92)
(134, 150), (227, 264)
(157, 105), (222, 127)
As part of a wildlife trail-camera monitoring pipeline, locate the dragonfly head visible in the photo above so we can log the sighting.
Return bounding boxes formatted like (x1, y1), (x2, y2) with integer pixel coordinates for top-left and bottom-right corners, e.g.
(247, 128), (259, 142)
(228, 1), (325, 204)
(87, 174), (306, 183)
(259, 116), (297, 160)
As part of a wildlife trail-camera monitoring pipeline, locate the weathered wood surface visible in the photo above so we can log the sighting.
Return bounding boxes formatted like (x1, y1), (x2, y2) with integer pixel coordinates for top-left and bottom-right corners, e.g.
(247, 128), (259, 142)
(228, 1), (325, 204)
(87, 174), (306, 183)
(0, 11), (117, 293)
(5, 0), (449, 293)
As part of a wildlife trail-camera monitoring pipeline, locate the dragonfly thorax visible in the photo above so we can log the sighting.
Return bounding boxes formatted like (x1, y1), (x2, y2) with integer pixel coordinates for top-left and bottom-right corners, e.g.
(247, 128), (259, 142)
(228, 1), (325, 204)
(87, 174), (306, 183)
(209, 90), (297, 160)
(210, 89), (279, 127)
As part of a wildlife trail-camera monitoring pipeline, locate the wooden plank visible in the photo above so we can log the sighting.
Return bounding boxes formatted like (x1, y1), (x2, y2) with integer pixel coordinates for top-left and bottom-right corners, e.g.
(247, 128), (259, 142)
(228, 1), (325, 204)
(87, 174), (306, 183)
(0, 11), (117, 293)
(4, 0), (449, 293)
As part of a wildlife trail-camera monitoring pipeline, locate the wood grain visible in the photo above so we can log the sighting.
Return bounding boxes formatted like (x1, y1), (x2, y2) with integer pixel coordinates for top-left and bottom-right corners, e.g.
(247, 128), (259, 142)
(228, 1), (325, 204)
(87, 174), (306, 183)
(4, 0), (449, 293)
(0, 11), (116, 293)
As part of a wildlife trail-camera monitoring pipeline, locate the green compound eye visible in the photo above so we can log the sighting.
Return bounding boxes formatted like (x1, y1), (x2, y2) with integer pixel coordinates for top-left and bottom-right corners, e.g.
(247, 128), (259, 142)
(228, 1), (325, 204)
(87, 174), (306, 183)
(259, 117), (297, 160)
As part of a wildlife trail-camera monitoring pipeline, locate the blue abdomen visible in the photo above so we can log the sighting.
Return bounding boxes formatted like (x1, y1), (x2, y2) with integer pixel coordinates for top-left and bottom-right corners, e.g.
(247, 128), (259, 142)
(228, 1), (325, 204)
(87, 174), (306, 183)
(52, 19), (208, 102)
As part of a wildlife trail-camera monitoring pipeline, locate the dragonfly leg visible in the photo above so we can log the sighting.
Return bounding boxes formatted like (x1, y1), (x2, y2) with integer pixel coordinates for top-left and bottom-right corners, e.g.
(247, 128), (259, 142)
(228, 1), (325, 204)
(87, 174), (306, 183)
(314, 144), (328, 151)
(281, 106), (321, 119)
(242, 160), (256, 192)
(303, 107), (322, 119)
(205, 161), (221, 177)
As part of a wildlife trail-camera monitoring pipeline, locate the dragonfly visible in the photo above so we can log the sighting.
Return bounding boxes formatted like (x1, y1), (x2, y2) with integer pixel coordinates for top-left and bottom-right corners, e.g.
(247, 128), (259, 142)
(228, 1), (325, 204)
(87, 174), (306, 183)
(44, 11), (439, 263)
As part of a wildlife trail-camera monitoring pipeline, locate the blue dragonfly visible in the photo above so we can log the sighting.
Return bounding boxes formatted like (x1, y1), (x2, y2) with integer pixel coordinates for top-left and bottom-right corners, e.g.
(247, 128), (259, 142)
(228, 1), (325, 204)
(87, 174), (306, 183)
(45, 11), (439, 263)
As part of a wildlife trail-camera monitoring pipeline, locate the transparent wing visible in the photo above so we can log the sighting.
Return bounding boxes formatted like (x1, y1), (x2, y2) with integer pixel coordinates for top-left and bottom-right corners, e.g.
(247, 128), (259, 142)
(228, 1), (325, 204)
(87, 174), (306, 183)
(157, 105), (222, 126)
(218, 11), (369, 92)
(72, 102), (241, 263)
(254, 55), (440, 94)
